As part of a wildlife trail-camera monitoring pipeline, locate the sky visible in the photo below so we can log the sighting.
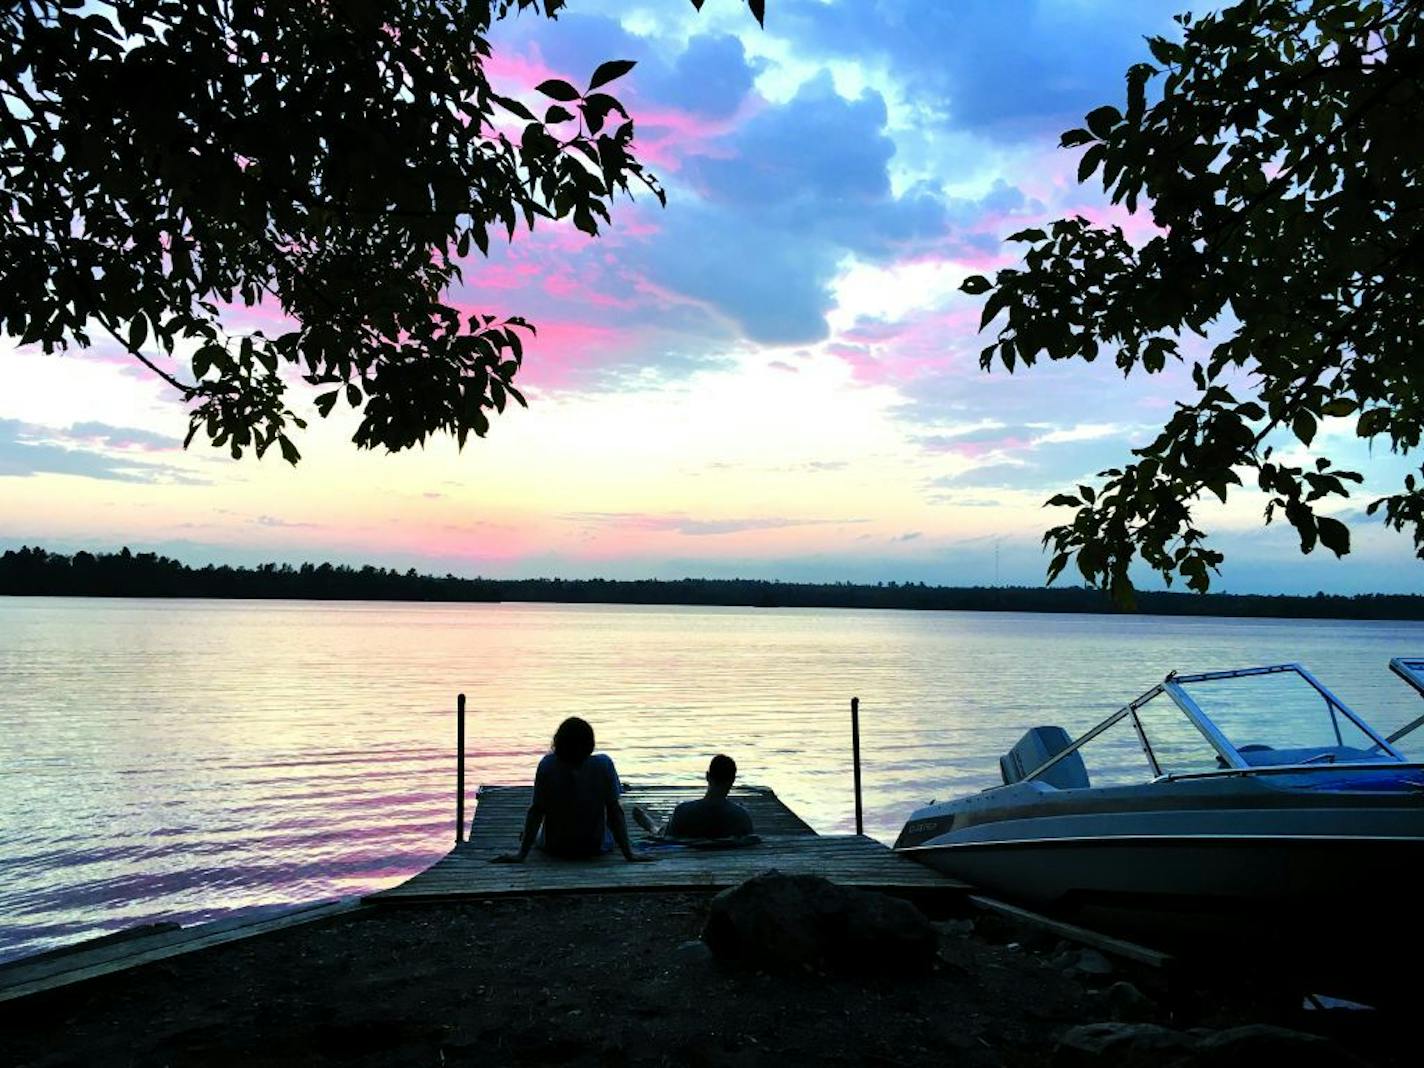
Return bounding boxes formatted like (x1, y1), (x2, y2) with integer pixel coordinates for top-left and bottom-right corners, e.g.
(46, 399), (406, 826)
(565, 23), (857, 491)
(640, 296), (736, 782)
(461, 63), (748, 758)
(2, 0), (1420, 595)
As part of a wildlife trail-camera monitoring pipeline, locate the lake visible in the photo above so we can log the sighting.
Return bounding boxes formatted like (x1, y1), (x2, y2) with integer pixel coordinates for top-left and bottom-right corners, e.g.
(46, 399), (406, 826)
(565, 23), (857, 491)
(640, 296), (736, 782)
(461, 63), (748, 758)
(2, 596), (1422, 963)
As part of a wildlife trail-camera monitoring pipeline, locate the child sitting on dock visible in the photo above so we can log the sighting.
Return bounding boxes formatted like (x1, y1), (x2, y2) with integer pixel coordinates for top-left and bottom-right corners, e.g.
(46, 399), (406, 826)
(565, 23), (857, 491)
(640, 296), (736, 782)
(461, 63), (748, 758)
(632, 754), (755, 840)
(493, 717), (653, 864)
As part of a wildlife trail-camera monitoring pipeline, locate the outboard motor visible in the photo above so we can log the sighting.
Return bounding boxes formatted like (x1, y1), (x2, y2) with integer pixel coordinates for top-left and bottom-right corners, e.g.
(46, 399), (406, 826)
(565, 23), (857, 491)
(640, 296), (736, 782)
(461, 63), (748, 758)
(1000, 726), (1090, 790)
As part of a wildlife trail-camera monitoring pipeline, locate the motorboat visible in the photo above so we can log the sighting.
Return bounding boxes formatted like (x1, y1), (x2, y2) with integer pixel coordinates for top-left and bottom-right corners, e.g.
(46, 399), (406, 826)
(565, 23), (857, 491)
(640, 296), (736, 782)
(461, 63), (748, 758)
(895, 660), (1424, 998)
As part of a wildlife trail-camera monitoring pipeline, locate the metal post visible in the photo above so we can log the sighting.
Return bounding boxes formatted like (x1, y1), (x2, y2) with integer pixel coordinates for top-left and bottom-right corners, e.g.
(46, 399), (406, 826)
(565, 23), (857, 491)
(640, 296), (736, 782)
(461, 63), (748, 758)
(851, 696), (863, 836)
(456, 693), (466, 844)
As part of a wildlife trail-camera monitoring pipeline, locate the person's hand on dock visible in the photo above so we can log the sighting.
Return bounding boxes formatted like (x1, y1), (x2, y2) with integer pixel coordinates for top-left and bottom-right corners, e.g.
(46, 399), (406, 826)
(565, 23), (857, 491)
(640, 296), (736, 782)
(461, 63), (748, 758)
(624, 851), (657, 863)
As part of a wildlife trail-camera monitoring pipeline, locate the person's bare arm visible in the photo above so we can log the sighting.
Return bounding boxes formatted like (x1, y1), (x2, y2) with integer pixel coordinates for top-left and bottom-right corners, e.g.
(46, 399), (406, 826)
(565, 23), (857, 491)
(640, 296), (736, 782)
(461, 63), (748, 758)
(493, 802), (542, 863)
(608, 801), (654, 862)
(630, 804), (665, 836)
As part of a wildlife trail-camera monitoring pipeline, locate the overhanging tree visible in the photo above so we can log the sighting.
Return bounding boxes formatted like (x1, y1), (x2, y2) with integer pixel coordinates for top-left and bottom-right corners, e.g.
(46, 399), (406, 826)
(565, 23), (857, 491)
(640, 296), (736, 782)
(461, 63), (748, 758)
(1, 0), (763, 461)
(962, 0), (1423, 601)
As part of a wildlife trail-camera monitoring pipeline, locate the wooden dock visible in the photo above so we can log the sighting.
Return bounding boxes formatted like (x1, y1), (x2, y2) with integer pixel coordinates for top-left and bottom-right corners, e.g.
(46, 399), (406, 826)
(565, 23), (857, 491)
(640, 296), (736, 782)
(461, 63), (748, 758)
(0, 898), (361, 1004)
(367, 783), (965, 902)
(0, 781), (966, 1004)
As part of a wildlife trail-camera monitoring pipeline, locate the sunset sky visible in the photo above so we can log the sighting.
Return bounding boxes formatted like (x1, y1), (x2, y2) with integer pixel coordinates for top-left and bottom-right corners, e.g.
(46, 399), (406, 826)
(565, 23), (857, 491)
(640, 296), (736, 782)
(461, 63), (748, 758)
(2, 0), (1419, 594)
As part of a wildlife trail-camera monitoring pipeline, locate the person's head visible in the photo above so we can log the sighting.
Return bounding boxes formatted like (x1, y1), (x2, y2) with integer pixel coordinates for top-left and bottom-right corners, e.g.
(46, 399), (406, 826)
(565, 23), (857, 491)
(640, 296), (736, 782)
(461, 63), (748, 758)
(552, 717), (596, 766)
(705, 753), (737, 794)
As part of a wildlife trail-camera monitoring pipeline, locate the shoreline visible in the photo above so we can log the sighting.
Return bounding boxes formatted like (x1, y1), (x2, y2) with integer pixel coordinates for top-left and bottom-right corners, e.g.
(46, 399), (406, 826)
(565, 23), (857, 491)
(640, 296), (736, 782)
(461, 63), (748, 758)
(5, 590), (1424, 626)
(1, 891), (1409, 1067)
(6, 546), (1424, 621)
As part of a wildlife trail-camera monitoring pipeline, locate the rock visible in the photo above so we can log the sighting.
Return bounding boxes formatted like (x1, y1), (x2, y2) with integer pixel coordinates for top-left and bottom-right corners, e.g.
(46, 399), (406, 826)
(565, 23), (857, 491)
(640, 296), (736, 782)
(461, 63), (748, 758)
(701, 871), (937, 975)
(1103, 981), (1155, 1022)
(1071, 948), (1114, 976)
(1053, 1022), (1195, 1067)
(1193, 1024), (1369, 1067)
(1057, 946), (1114, 979)
(935, 918), (974, 938)
(1054, 1021), (1368, 1068)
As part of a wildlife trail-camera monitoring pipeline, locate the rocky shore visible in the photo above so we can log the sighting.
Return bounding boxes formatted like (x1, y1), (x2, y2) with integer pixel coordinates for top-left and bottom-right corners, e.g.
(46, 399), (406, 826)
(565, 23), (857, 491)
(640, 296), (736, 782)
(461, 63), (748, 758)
(0, 880), (1409, 1066)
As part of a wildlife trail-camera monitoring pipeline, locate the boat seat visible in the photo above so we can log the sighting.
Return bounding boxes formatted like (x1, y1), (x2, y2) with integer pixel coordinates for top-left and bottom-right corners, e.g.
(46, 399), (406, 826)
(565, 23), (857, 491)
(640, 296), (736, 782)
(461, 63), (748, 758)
(1000, 726), (1091, 790)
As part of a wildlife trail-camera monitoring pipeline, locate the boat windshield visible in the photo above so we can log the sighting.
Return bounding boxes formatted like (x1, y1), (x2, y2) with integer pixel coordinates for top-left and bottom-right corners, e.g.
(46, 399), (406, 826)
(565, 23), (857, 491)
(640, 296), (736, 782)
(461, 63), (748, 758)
(1386, 658), (1424, 747)
(1017, 663), (1409, 788)
(1392, 658), (1424, 701)
(1167, 665), (1398, 769)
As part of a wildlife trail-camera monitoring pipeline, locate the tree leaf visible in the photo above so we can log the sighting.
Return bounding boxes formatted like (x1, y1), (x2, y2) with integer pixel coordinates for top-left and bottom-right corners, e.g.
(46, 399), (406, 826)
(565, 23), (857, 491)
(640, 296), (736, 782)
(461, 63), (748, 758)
(588, 59), (635, 91)
(1007, 227), (1047, 243)
(1077, 143), (1106, 183)
(490, 93), (535, 121)
(1321, 398), (1357, 418)
(535, 79), (581, 102)
(1085, 105), (1122, 139)
(1317, 516), (1350, 557)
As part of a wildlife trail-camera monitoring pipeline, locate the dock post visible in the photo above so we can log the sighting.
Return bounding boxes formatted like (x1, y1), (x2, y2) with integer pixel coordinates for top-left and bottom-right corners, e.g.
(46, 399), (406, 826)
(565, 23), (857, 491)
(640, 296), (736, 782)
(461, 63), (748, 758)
(456, 693), (466, 844)
(851, 696), (863, 836)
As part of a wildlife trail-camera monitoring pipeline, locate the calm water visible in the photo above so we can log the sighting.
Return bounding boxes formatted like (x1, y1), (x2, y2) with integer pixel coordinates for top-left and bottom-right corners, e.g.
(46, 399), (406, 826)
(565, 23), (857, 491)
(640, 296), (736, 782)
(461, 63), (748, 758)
(2, 596), (1422, 963)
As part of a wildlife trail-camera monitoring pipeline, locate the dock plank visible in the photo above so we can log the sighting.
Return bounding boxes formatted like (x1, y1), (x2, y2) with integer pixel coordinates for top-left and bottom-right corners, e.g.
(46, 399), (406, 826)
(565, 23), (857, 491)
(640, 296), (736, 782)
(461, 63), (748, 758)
(0, 899), (362, 1004)
(368, 782), (965, 901)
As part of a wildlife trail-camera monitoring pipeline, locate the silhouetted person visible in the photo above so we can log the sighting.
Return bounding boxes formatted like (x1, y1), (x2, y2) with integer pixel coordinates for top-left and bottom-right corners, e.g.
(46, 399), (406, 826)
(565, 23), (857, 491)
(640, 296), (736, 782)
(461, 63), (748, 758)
(632, 754), (754, 839)
(494, 717), (652, 863)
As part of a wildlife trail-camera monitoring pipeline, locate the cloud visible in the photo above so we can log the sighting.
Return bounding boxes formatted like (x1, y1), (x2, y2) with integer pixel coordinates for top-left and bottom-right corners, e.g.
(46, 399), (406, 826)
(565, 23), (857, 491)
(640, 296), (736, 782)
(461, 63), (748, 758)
(0, 418), (205, 485)
(928, 431), (1137, 493)
(930, 461), (1032, 488)
(632, 73), (949, 344)
(916, 423), (1041, 457)
(64, 421), (180, 452)
(254, 515), (316, 529)
(772, 0), (1183, 135)
(559, 511), (865, 536)
(487, 12), (757, 123)
(649, 34), (757, 119)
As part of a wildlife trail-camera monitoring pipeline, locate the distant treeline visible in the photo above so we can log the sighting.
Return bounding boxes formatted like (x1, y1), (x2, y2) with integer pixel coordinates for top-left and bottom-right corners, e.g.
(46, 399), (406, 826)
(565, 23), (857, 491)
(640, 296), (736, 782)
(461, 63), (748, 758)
(2, 545), (1422, 620)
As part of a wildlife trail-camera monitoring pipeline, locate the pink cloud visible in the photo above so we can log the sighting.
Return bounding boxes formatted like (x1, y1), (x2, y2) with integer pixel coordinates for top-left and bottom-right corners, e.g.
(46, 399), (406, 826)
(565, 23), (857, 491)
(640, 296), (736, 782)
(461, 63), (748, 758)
(829, 305), (985, 387)
(917, 433), (1033, 458)
(501, 317), (630, 389)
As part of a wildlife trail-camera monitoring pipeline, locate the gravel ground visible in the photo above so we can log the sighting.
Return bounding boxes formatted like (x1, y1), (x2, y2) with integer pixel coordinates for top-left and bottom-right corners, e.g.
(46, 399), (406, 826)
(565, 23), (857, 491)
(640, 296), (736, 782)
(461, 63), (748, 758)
(0, 892), (1409, 1067)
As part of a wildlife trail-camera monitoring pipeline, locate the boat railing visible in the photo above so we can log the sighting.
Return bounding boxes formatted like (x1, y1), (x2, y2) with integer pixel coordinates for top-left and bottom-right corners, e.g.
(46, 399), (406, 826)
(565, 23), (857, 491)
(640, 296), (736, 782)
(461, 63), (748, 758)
(1157, 760), (1424, 784)
(1388, 658), (1424, 745)
(1020, 662), (1412, 790)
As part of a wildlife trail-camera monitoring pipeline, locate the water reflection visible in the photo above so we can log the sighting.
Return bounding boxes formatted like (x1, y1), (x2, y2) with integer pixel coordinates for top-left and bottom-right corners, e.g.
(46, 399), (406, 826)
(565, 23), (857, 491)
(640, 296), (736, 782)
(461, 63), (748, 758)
(1, 596), (1421, 961)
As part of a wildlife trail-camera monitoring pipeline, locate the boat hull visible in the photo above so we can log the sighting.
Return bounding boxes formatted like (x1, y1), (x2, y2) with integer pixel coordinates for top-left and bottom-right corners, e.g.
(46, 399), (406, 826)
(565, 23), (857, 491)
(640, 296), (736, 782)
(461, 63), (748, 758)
(903, 832), (1424, 913)
(898, 782), (1424, 1003)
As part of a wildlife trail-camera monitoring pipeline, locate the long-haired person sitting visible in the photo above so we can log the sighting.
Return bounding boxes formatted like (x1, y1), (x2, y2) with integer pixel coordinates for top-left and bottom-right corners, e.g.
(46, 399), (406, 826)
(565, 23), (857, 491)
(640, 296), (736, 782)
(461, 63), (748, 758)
(493, 717), (653, 863)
